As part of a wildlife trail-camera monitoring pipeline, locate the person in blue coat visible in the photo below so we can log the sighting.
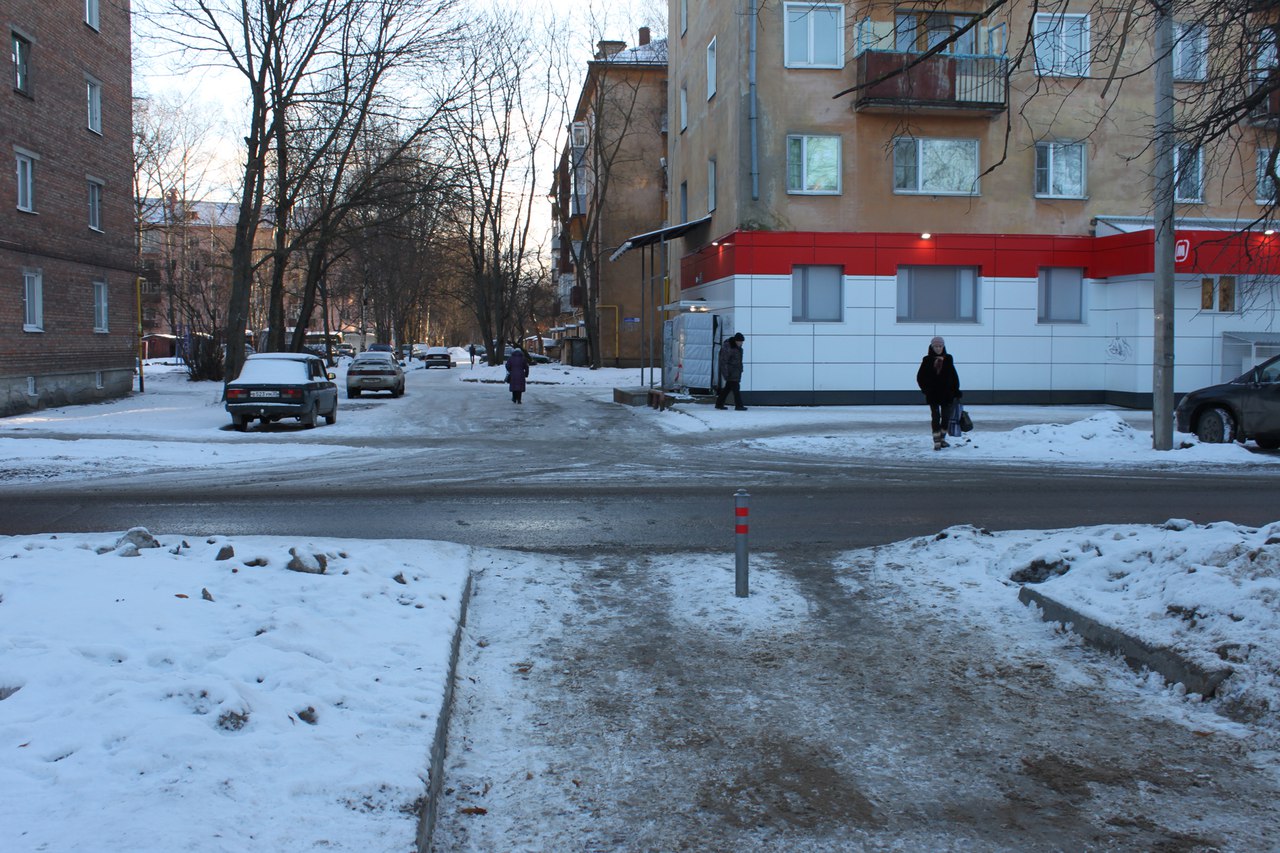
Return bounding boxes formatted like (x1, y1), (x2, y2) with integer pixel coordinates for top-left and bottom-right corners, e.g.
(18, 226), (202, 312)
(505, 345), (530, 404)
(916, 336), (960, 450)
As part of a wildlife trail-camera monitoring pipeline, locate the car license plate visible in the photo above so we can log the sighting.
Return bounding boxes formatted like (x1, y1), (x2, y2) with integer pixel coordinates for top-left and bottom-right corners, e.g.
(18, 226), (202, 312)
(250, 390), (278, 398)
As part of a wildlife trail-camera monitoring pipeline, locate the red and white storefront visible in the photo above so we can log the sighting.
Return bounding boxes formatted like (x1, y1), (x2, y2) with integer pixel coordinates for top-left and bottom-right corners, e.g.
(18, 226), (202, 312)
(677, 227), (1280, 407)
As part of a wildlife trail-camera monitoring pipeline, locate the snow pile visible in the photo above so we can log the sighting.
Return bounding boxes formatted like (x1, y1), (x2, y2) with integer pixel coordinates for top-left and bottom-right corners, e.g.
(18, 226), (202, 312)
(0, 530), (472, 851)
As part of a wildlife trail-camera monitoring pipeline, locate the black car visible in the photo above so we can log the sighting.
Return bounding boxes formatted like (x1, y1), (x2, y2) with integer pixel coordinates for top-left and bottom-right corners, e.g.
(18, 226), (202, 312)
(225, 353), (338, 431)
(1175, 354), (1280, 448)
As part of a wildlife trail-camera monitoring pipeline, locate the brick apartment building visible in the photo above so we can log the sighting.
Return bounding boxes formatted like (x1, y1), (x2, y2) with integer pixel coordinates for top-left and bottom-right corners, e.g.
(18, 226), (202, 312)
(662, 0), (1280, 405)
(2, 0), (136, 417)
(551, 29), (668, 368)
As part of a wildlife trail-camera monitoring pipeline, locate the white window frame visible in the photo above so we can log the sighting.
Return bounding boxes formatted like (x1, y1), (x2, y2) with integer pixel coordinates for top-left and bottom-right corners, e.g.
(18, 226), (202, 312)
(893, 137), (980, 196)
(792, 265), (844, 322)
(787, 134), (842, 195)
(1038, 267), (1085, 323)
(85, 0), (100, 30)
(1257, 148), (1278, 204)
(707, 158), (717, 212)
(707, 37), (717, 99)
(86, 76), (102, 133)
(1174, 143), (1203, 203)
(15, 149), (36, 212)
(1034, 141), (1087, 198)
(679, 85), (688, 131)
(784, 2), (844, 69)
(1033, 13), (1090, 77)
(1173, 22), (1208, 82)
(12, 31), (31, 94)
(93, 279), (109, 332)
(896, 266), (980, 322)
(23, 268), (43, 331)
(88, 177), (103, 231)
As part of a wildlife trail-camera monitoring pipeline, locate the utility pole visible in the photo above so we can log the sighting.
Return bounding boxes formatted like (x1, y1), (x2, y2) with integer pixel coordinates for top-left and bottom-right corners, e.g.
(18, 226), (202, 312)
(1152, 2), (1176, 450)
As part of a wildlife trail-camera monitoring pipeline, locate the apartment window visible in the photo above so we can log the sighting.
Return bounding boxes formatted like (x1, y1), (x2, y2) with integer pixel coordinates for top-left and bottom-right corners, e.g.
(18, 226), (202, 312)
(23, 268), (43, 331)
(1173, 22), (1208, 81)
(85, 0), (100, 30)
(1033, 13), (1090, 77)
(707, 37), (717, 99)
(15, 150), (36, 211)
(1038, 268), (1084, 323)
(893, 137), (979, 195)
(787, 134), (841, 194)
(86, 77), (102, 133)
(707, 158), (717, 212)
(679, 85), (688, 131)
(897, 266), (979, 322)
(88, 179), (103, 230)
(1174, 143), (1203, 202)
(894, 12), (977, 55)
(93, 279), (108, 332)
(12, 32), (30, 94)
(785, 2), (843, 68)
(680, 0), (687, 36)
(1257, 148), (1278, 203)
(1035, 141), (1086, 198)
(679, 181), (688, 222)
(792, 266), (844, 322)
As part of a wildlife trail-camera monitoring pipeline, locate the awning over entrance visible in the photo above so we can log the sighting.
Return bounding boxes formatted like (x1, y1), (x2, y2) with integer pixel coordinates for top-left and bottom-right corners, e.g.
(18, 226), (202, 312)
(608, 215), (712, 262)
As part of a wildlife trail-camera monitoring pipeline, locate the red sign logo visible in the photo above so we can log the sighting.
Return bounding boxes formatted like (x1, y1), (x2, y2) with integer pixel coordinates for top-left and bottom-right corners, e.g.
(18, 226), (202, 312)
(1175, 239), (1191, 262)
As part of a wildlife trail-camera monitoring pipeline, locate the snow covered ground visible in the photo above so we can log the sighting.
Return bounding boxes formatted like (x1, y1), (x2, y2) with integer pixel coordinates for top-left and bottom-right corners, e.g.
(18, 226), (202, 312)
(1, 362), (1278, 851)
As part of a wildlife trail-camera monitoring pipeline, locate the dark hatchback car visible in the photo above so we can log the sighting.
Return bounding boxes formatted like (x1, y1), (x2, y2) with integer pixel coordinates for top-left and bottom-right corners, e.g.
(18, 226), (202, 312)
(225, 353), (338, 431)
(1175, 354), (1280, 448)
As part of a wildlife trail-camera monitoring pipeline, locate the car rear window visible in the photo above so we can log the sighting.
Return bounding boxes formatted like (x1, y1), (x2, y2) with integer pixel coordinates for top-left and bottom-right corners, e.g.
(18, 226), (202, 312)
(235, 360), (310, 383)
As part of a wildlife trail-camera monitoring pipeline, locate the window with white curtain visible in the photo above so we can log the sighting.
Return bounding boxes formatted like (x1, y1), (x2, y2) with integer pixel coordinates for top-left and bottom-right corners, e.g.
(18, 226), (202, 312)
(1038, 268), (1084, 323)
(897, 266), (979, 322)
(784, 2), (843, 68)
(792, 266), (843, 322)
(1035, 141), (1086, 198)
(893, 137), (979, 195)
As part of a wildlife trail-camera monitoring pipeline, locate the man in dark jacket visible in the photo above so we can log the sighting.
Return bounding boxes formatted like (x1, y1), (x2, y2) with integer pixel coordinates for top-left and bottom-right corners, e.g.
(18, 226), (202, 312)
(715, 332), (747, 411)
(916, 336), (960, 450)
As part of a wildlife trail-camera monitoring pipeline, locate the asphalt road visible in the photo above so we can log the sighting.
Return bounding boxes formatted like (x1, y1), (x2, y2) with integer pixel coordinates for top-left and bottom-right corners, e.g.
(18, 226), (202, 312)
(2, 368), (1277, 551)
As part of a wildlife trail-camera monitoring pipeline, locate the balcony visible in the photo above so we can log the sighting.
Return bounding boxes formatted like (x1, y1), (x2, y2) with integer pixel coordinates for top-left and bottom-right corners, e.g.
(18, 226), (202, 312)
(853, 50), (1007, 115)
(1249, 80), (1280, 125)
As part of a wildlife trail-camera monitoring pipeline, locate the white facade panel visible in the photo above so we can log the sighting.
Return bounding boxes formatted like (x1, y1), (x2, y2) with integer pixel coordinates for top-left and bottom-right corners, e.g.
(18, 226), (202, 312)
(750, 360), (812, 391)
(816, 361), (875, 390)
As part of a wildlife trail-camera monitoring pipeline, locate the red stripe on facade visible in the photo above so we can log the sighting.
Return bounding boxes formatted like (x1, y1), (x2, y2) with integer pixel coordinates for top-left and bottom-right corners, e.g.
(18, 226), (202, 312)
(681, 229), (1280, 287)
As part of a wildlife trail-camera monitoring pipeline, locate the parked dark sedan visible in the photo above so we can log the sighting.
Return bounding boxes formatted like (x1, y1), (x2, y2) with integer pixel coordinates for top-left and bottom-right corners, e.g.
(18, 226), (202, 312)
(225, 353), (338, 431)
(1175, 354), (1280, 448)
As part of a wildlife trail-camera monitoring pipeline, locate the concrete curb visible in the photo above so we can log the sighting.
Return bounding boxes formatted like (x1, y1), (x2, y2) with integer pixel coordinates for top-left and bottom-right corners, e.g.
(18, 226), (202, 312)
(415, 570), (474, 853)
(1018, 585), (1233, 698)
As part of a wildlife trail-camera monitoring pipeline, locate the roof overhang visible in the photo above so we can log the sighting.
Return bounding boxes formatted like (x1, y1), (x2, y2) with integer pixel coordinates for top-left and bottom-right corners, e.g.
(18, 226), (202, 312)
(609, 216), (712, 261)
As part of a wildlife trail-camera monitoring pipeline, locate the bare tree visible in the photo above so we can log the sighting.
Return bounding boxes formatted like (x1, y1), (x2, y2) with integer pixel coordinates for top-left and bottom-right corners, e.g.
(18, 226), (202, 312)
(140, 0), (464, 386)
(441, 9), (568, 364)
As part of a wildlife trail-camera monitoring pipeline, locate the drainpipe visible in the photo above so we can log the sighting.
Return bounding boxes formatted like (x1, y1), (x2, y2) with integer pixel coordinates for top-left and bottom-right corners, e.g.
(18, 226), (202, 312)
(749, 0), (759, 200)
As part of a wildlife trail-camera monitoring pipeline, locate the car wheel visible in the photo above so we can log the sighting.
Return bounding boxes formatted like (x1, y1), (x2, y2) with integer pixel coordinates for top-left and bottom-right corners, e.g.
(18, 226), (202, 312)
(324, 406), (337, 425)
(348, 389), (360, 399)
(301, 406), (318, 429)
(1195, 407), (1237, 443)
(1256, 436), (1280, 450)
(231, 416), (248, 432)
(392, 385), (403, 398)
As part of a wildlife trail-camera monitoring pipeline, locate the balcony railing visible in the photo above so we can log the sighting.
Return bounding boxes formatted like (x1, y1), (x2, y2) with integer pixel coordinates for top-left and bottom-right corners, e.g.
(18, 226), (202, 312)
(853, 50), (1008, 114)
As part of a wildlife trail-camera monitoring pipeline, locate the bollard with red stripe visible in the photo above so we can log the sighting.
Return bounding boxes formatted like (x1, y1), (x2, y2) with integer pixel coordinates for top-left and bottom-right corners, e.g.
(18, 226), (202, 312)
(734, 489), (750, 597)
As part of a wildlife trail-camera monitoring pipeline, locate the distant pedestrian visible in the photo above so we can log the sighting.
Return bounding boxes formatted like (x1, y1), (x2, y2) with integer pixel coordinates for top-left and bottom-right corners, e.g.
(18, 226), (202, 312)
(916, 336), (961, 451)
(468, 344), (477, 368)
(505, 345), (530, 404)
(714, 332), (747, 411)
